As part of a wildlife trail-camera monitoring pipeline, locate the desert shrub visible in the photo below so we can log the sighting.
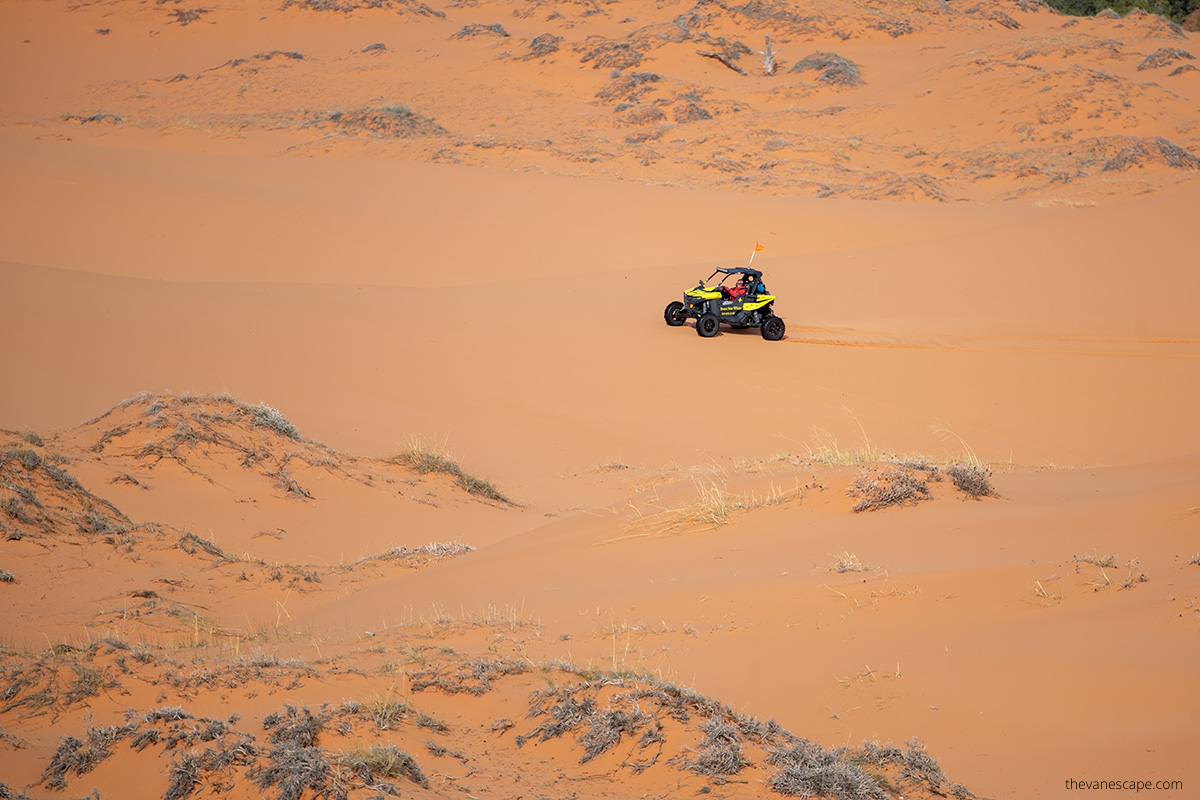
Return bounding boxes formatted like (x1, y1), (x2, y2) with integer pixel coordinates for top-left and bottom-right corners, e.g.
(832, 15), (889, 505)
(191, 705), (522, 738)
(451, 23), (508, 39)
(686, 718), (751, 776)
(411, 658), (528, 695)
(515, 686), (597, 746)
(1073, 552), (1118, 568)
(789, 52), (863, 87)
(145, 707), (194, 723)
(40, 722), (135, 790)
(1138, 47), (1194, 69)
(580, 40), (644, 70)
(263, 704), (327, 747)
(65, 665), (106, 703)
(77, 510), (113, 534)
(19, 429), (44, 448)
(847, 467), (930, 512)
(251, 404), (299, 440)
(0, 570), (13, 583)
(578, 708), (650, 763)
(414, 712), (448, 732)
(526, 33), (563, 58)
(249, 704), (337, 800)
(11, 449), (41, 471)
(1100, 136), (1200, 171)
(884, 455), (939, 472)
(942, 464), (996, 498)
(249, 744), (333, 800)
(768, 740), (886, 799)
(0, 497), (27, 523)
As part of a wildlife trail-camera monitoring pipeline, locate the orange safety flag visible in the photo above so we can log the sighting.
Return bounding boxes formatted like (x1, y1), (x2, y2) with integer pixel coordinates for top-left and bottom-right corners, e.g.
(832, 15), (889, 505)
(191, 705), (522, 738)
(754, 243), (764, 251)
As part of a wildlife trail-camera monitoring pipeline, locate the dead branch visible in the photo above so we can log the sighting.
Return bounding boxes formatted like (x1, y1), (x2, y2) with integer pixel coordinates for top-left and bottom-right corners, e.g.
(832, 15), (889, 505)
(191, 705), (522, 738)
(696, 50), (747, 76)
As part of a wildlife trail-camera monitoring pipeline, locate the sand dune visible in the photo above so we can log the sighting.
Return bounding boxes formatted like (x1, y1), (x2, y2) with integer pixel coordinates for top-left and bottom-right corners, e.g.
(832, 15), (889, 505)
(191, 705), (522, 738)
(2, 0), (1199, 797)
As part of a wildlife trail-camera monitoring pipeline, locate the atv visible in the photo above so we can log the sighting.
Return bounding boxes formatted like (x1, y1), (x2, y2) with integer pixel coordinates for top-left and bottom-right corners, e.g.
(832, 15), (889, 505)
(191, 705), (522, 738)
(663, 267), (785, 340)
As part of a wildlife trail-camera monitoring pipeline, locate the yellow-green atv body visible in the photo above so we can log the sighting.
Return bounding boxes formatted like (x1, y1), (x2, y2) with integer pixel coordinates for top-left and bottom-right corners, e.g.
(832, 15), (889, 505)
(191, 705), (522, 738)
(664, 267), (785, 340)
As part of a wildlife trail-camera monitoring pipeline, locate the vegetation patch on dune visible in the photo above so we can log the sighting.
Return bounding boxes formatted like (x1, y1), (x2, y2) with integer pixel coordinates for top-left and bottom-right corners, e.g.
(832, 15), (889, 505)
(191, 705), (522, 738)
(280, 0), (444, 16)
(1, 436), (130, 539)
(789, 51), (864, 87)
(620, 478), (800, 537)
(506, 668), (977, 797)
(848, 461), (996, 512)
(390, 437), (511, 504)
(323, 104), (447, 138)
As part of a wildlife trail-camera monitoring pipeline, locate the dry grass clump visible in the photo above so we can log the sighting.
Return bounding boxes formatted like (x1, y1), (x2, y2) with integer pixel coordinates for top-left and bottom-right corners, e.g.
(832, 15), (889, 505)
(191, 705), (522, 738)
(856, 739), (977, 799)
(803, 426), (882, 466)
(391, 437), (510, 504)
(943, 463), (996, 498)
(248, 704), (336, 800)
(249, 403), (300, 440)
(409, 657), (529, 695)
(848, 466), (931, 513)
(767, 739), (886, 798)
(19, 428), (45, 448)
(451, 22), (508, 39)
(39, 722), (134, 789)
(1073, 552), (1118, 569)
(685, 717), (751, 777)
(524, 32), (563, 59)
(178, 531), (231, 561)
(624, 479), (798, 537)
(829, 552), (874, 573)
(1137, 47), (1194, 70)
(343, 744), (427, 787)
(344, 541), (475, 570)
(848, 457), (996, 513)
(269, 464), (313, 500)
(355, 695), (408, 730)
(768, 738), (976, 799)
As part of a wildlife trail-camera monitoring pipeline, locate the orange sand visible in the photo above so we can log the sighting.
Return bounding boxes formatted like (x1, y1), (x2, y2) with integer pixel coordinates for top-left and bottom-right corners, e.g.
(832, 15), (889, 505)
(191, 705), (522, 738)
(2, 0), (1199, 798)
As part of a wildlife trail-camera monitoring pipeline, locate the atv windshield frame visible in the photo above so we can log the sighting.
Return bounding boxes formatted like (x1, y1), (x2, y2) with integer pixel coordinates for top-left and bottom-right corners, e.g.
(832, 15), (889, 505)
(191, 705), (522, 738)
(701, 267), (763, 288)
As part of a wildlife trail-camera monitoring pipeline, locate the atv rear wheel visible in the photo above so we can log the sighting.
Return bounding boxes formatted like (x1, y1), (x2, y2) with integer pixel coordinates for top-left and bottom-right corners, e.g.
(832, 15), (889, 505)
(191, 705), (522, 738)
(760, 315), (785, 341)
(664, 301), (687, 327)
(696, 313), (720, 338)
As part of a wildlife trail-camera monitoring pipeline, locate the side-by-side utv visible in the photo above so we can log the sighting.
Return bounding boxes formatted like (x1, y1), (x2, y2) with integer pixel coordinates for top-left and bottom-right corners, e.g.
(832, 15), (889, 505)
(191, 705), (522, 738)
(663, 267), (785, 340)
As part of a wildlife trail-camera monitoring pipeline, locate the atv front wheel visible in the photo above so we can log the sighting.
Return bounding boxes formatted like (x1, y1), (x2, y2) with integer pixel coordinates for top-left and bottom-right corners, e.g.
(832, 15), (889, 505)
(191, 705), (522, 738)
(760, 315), (785, 341)
(664, 301), (687, 327)
(696, 313), (720, 338)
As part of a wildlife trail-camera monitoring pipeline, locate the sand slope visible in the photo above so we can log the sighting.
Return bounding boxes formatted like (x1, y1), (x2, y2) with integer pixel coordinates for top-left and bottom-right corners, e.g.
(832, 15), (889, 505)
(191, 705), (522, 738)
(3, 0), (1200, 798)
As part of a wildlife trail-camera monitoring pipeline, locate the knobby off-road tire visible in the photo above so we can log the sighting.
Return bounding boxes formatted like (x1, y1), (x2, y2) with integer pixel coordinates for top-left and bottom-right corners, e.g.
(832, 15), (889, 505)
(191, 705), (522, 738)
(664, 301), (687, 327)
(760, 315), (785, 341)
(696, 313), (720, 338)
